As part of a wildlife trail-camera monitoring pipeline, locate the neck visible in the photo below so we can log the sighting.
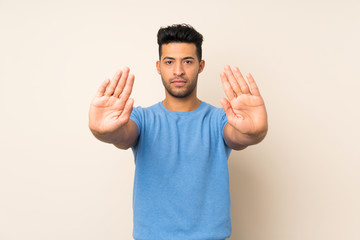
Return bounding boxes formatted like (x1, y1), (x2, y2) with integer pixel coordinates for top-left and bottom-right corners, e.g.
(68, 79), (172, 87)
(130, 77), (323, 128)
(162, 91), (201, 112)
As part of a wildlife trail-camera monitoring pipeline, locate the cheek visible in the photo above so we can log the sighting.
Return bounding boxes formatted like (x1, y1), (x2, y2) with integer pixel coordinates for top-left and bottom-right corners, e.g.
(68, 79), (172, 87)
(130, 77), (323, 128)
(187, 67), (200, 76)
(160, 70), (172, 80)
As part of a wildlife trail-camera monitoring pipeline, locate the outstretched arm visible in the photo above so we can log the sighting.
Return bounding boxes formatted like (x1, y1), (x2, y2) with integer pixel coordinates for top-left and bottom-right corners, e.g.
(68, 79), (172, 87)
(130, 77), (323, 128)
(88, 67), (138, 149)
(220, 65), (268, 150)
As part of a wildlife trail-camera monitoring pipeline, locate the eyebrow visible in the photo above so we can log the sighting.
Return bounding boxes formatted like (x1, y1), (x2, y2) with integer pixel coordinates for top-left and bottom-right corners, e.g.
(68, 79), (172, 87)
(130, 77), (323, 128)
(162, 56), (196, 61)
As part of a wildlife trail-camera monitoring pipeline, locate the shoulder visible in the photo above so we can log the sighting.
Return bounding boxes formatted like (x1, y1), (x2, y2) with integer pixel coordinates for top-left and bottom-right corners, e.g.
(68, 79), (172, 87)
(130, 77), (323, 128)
(201, 101), (228, 130)
(132, 102), (161, 113)
(130, 102), (164, 122)
(201, 101), (226, 118)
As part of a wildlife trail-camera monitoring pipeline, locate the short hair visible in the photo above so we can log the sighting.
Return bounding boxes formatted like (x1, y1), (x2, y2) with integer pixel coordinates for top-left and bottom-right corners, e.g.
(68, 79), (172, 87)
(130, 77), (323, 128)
(157, 24), (203, 61)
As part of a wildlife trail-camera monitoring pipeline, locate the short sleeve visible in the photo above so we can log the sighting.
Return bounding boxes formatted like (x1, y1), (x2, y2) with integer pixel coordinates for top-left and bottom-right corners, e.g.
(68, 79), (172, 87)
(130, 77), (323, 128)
(220, 109), (228, 133)
(130, 106), (143, 138)
(214, 107), (228, 135)
(217, 108), (231, 151)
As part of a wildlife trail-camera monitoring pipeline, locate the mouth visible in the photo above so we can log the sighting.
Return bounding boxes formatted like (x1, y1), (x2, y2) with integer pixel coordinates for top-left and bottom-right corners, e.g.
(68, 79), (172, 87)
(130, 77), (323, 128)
(171, 78), (187, 86)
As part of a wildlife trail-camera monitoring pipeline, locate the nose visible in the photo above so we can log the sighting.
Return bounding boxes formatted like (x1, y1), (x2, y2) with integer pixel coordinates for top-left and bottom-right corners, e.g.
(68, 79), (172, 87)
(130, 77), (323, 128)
(174, 62), (185, 76)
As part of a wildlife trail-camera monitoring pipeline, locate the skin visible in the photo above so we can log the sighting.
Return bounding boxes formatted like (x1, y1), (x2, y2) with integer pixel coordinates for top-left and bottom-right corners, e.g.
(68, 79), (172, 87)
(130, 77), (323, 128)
(88, 67), (138, 149)
(156, 43), (205, 112)
(220, 65), (268, 149)
(88, 42), (268, 150)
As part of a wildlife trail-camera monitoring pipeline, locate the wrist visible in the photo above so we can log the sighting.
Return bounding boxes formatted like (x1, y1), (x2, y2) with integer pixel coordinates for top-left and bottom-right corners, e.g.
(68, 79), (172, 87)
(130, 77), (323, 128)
(232, 125), (268, 146)
(90, 125), (125, 145)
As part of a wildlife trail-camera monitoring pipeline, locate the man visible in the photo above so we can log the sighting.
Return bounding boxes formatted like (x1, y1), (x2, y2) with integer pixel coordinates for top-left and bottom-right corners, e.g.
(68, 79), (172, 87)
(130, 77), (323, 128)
(89, 24), (268, 240)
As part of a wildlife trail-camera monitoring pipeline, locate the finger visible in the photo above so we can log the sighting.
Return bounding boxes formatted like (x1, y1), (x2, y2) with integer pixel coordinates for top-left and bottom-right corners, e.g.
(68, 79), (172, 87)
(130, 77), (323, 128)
(119, 73), (135, 101)
(119, 97), (135, 123)
(225, 65), (242, 96)
(105, 69), (122, 96)
(113, 67), (130, 98)
(246, 73), (261, 96)
(234, 67), (251, 94)
(220, 72), (235, 101)
(96, 78), (110, 97)
(220, 98), (243, 121)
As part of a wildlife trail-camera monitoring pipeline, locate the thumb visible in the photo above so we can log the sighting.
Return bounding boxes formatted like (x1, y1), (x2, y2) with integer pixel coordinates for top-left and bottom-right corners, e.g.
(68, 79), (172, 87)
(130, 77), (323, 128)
(116, 98), (135, 126)
(220, 98), (244, 121)
(220, 98), (236, 120)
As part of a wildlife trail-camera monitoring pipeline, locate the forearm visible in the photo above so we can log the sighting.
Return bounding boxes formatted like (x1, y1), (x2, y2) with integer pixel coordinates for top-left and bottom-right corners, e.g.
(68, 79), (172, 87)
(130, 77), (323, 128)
(224, 123), (268, 150)
(89, 120), (138, 149)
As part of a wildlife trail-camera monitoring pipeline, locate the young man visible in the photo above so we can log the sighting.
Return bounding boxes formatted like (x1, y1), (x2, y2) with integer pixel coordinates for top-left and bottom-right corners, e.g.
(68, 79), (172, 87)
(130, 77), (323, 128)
(89, 24), (268, 240)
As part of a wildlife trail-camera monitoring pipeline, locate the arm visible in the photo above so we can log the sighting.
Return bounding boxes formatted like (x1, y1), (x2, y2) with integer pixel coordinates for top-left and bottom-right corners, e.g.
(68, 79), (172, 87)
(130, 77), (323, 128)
(220, 65), (268, 150)
(88, 67), (138, 150)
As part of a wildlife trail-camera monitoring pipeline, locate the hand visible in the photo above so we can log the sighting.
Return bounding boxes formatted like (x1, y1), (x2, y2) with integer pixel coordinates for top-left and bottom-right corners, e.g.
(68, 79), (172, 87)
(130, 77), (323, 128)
(220, 65), (267, 137)
(89, 67), (135, 134)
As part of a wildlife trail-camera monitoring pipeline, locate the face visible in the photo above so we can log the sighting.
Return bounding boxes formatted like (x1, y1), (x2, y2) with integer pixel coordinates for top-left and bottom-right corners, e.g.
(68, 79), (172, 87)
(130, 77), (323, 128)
(156, 43), (205, 98)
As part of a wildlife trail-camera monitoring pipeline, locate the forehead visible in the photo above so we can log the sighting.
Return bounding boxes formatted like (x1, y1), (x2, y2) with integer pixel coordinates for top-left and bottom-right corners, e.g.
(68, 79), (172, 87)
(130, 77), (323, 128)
(160, 43), (197, 60)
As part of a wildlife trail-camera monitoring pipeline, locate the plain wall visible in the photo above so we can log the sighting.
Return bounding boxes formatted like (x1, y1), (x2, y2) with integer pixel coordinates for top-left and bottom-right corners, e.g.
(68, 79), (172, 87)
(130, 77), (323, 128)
(1, 0), (359, 239)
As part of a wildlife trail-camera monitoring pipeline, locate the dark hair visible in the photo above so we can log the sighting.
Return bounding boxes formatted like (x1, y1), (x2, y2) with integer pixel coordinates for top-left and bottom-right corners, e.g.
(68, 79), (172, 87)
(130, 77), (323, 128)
(157, 24), (203, 61)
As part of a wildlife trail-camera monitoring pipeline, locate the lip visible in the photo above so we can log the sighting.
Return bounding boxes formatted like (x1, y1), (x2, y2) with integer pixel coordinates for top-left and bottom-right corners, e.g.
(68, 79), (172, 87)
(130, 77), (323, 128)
(171, 79), (186, 86)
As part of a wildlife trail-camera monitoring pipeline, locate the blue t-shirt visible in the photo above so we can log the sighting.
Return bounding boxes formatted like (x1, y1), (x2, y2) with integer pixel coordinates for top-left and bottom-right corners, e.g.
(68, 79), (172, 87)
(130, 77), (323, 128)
(130, 101), (232, 240)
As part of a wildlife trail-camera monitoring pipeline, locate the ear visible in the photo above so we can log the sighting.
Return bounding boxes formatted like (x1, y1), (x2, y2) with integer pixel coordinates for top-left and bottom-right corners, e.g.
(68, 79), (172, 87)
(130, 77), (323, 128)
(156, 61), (161, 74)
(198, 60), (205, 73)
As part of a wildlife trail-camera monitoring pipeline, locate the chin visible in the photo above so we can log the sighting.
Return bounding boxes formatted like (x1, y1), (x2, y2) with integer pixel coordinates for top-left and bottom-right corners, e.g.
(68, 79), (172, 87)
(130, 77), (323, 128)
(168, 89), (194, 98)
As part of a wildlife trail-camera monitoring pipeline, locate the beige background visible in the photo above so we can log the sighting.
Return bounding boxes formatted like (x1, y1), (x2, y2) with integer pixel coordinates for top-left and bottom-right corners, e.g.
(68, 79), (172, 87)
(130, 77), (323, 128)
(1, 0), (359, 239)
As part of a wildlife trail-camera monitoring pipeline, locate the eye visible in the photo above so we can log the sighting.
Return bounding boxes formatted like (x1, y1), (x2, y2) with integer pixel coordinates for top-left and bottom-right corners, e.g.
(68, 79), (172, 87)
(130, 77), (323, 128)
(165, 60), (173, 65)
(184, 60), (193, 64)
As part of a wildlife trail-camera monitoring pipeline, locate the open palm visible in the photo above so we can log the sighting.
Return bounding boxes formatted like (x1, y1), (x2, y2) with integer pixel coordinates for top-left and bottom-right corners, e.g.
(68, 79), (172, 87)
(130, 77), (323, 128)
(220, 65), (267, 135)
(89, 67), (134, 134)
